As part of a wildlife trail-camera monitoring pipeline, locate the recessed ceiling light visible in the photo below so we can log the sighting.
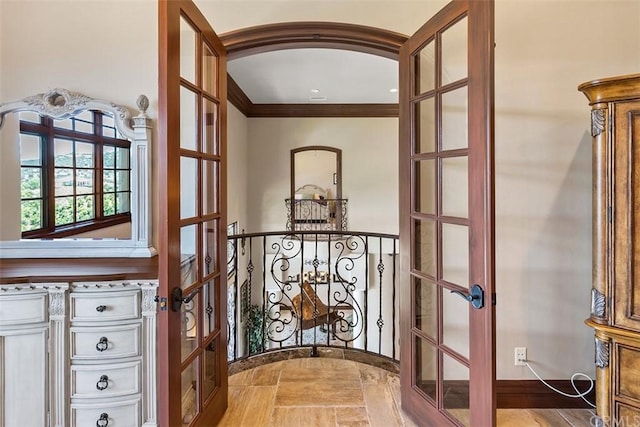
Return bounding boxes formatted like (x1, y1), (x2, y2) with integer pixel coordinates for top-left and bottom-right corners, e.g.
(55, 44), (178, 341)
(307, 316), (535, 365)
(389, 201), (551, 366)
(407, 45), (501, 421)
(310, 89), (320, 93)
(389, 88), (398, 93)
(309, 96), (327, 101)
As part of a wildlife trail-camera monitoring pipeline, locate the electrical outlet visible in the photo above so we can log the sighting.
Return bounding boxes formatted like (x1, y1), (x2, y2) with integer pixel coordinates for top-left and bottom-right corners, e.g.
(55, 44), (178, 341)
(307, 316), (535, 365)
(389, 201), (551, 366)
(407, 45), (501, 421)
(514, 347), (527, 366)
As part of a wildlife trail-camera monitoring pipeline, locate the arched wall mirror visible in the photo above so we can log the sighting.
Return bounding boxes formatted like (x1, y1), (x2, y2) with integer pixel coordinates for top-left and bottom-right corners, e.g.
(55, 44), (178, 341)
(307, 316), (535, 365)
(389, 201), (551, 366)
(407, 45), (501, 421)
(0, 88), (155, 258)
(288, 146), (346, 231)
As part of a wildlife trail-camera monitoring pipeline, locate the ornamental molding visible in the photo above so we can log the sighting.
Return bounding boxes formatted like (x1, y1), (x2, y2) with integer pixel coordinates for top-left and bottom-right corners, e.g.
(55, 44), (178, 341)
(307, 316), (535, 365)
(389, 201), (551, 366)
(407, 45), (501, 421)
(0, 88), (149, 140)
(591, 108), (605, 137)
(48, 290), (66, 317)
(141, 287), (157, 314)
(591, 288), (606, 318)
(595, 337), (609, 368)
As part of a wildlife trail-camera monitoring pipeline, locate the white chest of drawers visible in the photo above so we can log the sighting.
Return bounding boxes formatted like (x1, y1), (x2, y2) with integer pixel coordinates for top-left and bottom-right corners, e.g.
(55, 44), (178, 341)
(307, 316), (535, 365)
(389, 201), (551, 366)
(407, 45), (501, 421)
(0, 280), (158, 427)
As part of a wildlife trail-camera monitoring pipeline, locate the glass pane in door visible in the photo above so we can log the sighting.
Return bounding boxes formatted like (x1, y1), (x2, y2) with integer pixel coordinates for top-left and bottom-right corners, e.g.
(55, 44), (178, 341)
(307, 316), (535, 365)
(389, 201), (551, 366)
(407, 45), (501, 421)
(415, 277), (437, 339)
(181, 358), (199, 425)
(181, 224), (198, 289)
(181, 157), (197, 219)
(414, 219), (436, 277)
(442, 87), (468, 151)
(180, 16), (196, 84)
(441, 17), (468, 85)
(202, 98), (219, 155)
(442, 223), (469, 286)
(182, 291), (200, 361)
(180, 87), (198, 151)
(441, 156), (468, 218)
(443, 354), (470, 427)
(415, 337), (437, 403)
(416, 40), (435, 94)
(442, 286), (470, 358)
(415, 159), (436, 214)
(416, 97), (436, 154)
(202, 43), (218, 96)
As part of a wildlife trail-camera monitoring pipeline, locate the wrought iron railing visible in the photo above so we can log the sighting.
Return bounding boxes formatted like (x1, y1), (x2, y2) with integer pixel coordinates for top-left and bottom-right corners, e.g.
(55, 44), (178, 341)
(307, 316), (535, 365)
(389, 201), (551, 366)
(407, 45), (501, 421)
(285, 198), (348, 231)
(226, 230), (399, 363)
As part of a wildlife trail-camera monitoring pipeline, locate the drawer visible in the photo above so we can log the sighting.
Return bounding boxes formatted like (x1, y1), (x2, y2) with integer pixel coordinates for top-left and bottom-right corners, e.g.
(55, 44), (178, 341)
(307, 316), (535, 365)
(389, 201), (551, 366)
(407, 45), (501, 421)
(71, 323), (140, 360)
(71, 290), (139, 322)
(71, 361), (140, 399)
(71, 398), (140, 427)
(0, 291), (47, 326)
(617, 343), (640, 402)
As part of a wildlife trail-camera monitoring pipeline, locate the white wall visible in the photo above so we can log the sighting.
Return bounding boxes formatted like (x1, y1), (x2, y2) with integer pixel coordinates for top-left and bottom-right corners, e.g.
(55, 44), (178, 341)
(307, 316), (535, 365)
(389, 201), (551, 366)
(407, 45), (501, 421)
(246, 117), (398, 234)
(1, 0), (639, 382)
(227, 104), (250, 231)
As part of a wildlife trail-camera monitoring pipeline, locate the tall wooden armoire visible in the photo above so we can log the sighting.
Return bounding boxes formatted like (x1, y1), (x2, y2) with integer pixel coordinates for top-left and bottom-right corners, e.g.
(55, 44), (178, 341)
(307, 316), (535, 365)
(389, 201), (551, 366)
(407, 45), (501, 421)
(579, 74), (640, 425)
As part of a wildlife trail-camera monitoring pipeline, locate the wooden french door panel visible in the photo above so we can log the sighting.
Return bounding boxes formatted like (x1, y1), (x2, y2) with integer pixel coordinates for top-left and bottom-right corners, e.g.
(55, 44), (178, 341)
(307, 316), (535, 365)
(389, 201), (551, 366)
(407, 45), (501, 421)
(399, 1), (494, 426)
(158, 1), (228, 426)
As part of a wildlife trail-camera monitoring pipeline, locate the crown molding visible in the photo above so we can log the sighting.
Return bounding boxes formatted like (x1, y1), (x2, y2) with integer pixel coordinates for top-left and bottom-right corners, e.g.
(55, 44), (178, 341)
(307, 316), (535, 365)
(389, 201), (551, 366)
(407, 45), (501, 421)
(227, 74), (398, 118)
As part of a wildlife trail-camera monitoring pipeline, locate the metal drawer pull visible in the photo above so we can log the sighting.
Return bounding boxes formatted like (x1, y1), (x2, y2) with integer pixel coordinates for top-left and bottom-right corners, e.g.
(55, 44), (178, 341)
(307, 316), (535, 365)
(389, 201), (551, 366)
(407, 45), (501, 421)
(96, 413), (109, 427)
(96, 375), (109, 390)
(96, 305), (107, 312)
(96, 337), (109, 352)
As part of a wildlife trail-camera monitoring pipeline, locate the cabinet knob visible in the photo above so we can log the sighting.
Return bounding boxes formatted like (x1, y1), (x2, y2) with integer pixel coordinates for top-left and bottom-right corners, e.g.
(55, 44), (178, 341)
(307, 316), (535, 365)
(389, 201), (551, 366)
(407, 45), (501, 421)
(96, 374), (109, 391)
(96, 305), (107, 312)
(96, 413), (109, 427)
(96, 337), (109, 352)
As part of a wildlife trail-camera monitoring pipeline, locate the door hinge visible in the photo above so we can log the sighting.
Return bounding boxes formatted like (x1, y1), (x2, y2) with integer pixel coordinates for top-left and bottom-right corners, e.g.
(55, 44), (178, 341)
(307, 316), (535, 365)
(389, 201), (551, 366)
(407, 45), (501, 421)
(607, 206), (612, 224)
(492, 292), (497, 306)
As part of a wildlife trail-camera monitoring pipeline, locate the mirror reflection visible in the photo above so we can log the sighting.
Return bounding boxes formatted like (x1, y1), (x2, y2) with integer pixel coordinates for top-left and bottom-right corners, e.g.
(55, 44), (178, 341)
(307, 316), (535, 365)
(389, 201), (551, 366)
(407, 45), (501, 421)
(0, 88), (154, 257)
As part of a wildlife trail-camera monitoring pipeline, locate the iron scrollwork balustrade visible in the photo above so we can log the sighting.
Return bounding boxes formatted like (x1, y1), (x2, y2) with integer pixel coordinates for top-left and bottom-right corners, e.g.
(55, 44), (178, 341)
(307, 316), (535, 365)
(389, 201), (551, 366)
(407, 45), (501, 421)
(226, 230), (399, 363)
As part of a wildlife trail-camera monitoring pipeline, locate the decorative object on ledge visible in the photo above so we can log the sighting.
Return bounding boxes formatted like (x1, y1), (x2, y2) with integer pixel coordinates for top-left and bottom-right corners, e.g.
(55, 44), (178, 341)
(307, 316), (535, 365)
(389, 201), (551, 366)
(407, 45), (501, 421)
(0, 88), (155, 258)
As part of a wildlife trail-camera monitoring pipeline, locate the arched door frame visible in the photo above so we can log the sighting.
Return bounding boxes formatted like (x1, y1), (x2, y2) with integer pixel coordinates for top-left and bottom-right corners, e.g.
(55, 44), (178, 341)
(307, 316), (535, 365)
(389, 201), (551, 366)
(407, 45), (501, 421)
(220, 21), (408, 60)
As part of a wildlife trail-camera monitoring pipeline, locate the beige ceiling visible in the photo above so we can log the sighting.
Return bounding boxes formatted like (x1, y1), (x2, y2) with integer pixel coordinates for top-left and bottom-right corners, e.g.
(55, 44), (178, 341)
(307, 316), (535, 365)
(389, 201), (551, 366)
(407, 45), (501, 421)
(227, 48), (399, 104)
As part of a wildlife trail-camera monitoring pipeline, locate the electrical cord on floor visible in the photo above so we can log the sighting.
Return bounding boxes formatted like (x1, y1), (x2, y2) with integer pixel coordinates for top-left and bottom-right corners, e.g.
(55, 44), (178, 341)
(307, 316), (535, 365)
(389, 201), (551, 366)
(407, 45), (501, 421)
(523, 360), (596, 408)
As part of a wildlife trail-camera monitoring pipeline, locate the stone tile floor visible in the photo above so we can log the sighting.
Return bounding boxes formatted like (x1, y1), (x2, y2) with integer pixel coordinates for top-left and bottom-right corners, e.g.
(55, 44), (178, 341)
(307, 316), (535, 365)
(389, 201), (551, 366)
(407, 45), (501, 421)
(218, 356), (596, 426)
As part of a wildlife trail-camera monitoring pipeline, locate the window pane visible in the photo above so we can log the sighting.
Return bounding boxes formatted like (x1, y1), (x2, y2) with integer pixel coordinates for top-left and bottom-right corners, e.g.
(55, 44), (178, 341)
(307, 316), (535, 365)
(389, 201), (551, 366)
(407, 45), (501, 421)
(203, 43), (217, 95)
(21, 168), (41, 198)
(54, 118), (72, 130)
(415, 159), (435, 215)
(20, 134), (42, 166)
(203, 340), (218, 401)
(181, 224), (198, 289)
(203, 219), (218, 276)
(202, 159), (218, 215)
(415, 337), (437, 402)
(203, 98), (218, 155)
(116, 192), (130, 214)
(415, 277), (437, 339)
(55, 197), (74, 225)
(180, 16), (197, 84)
(180, 86), (198, 151)
(74, 111), (94, 133)
(19, 111), (40, 123)
(442, 86), (468, 151)
(181, 357), (199, 424)
(442, 156), (468, 218)
(414, 219), (436, 277)
(203, 281), (217, 336)
(102, 113), (117, 138)
(54, 139), (73, 167)
(55, 168), (73, 196)
(103, 145), (116, 168)
(21, 200), (42, 231)
(116, 147), (129, 168)
(182, 291), (199, 361)
(416, 97), (436, 154)
(103, 193), (115, 216)
(76, 195), (94, 221)
(441, 17), (468, 85)
(181, 157), (198, 219)
(75, 142), (94, 167)
(416, 39), (435, 95)
(442, 223), (468, 286)
(103, 170), (115, 192)
(76, 169), (94, 194)
(116, 170), (129, 192)
(443, 354), (470, 426)
(443, 287), (470, 359)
